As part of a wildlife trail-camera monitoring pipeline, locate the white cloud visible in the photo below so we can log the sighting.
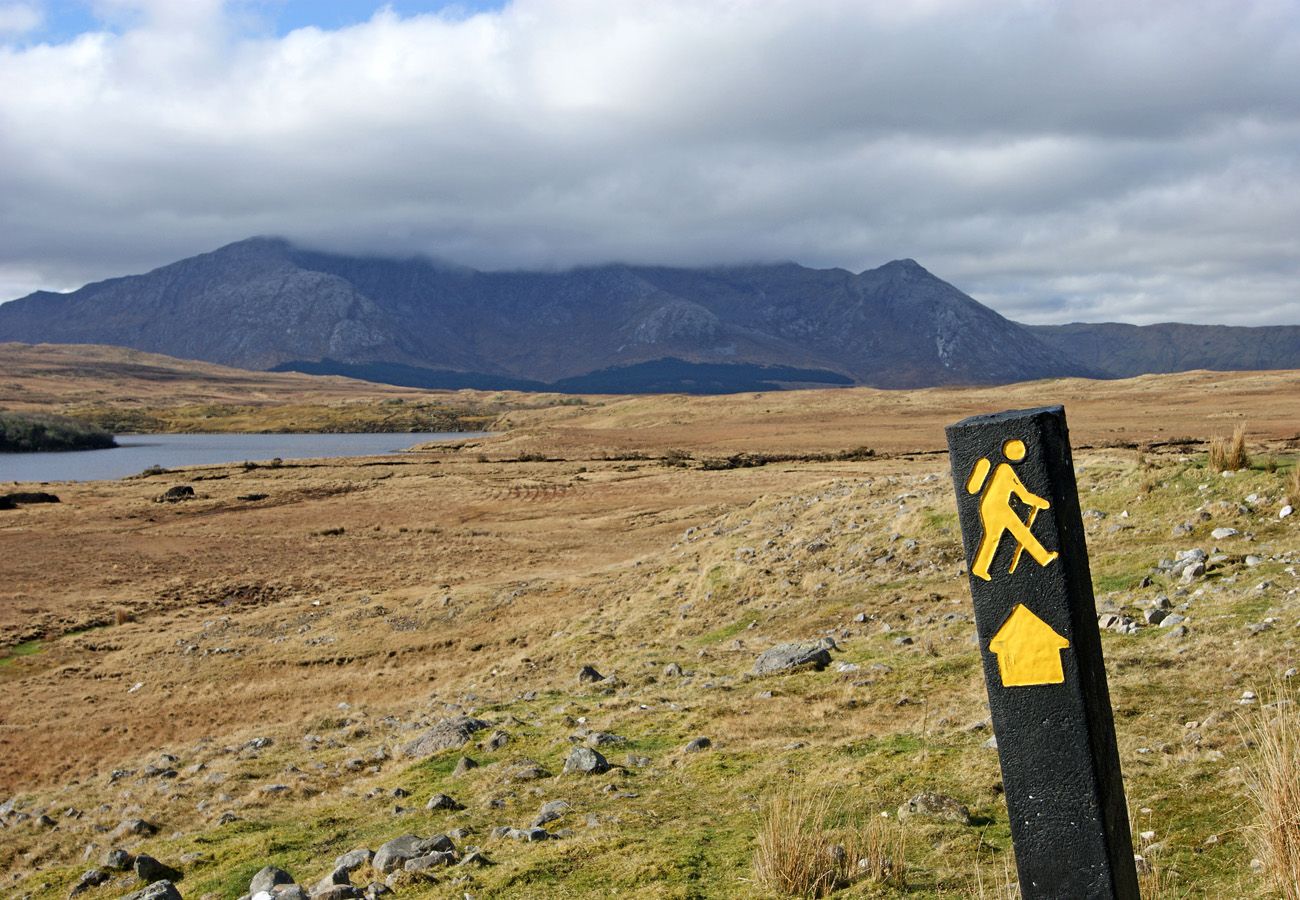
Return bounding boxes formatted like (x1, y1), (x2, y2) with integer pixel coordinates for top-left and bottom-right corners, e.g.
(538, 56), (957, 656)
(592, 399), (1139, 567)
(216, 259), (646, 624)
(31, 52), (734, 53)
(0, 0), (1298, 325)
(0, 2), (41, 35)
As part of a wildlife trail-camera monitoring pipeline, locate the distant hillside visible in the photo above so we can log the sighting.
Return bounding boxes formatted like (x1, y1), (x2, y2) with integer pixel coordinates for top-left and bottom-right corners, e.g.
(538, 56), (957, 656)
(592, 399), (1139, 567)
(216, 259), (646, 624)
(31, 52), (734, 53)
(1027, 322), (1300, 377)
(0, 238), (1294, 391)
(0, 238), (1093, 390)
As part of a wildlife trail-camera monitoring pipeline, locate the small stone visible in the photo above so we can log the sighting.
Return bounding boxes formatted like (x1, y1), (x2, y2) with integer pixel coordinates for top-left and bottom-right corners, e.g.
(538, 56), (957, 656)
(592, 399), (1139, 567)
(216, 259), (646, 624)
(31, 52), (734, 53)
(134, 854), (182, 883)
(103, 848), (134, 871)
(563, 747), (610, 775)
(426, 793), (463, 811)
(373, 835), (428, 874)
(121, 882), (183, 900)
(1280, 505), (1293, 519)
(452, 756), (479, 777)
(897, 791), (971, 825)
(577, 665), (604, 683)
(69, 869), (109, 896)
(1159, 614), (1186, 628)
(1143, 608), (1168, 626)
(533, 799), (571, 827)
(1211, 527), (1239, 540)
(458, 849), (493, 867)
(1133, 855), (1152, 875)
(250, 866), (296, 894)
(404, 851), (456, 873)
(115, 818), (159, 837)
(334, 849), (373, 872)
(312, 887), (361, 900)
(663, 662), (683, 677)
(683, 737), (712, 753)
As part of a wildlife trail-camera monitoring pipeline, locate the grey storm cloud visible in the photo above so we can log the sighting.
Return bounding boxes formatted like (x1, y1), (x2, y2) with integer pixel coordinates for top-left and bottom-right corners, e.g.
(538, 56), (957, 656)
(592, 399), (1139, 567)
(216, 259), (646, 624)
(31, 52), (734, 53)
(1, 0), (1298, 325)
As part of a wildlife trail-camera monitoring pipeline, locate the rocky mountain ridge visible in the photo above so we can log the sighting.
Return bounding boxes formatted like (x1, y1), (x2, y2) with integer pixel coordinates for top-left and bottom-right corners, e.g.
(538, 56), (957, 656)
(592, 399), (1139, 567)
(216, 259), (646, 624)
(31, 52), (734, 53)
(0, 238), (1295, 392)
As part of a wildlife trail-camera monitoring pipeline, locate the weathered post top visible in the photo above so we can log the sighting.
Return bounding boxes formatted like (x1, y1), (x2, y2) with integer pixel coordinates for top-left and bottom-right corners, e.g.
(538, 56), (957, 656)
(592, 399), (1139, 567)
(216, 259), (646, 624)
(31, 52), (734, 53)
(945, 405), (1139, 899)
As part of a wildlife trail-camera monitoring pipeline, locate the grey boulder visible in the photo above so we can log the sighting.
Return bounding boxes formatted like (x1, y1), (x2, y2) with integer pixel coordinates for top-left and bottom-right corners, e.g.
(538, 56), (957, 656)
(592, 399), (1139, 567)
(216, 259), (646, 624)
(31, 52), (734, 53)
(401, 717), (491, 758)
(753, 642), (832, 676)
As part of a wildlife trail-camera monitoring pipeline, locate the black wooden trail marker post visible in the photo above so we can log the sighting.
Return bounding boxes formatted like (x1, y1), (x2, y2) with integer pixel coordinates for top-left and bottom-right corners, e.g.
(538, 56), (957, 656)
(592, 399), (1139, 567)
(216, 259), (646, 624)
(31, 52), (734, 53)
(945, 405), (1139, 899)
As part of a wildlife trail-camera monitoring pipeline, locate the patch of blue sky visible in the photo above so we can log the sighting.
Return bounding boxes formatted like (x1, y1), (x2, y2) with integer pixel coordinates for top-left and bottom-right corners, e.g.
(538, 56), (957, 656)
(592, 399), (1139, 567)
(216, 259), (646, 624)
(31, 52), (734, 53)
(10, 0), (509, 45)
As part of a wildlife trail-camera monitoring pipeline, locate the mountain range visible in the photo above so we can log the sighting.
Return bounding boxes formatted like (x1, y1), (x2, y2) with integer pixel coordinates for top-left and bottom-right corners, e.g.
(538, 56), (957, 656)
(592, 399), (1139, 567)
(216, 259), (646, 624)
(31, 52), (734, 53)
(0, 237), (1295, 393)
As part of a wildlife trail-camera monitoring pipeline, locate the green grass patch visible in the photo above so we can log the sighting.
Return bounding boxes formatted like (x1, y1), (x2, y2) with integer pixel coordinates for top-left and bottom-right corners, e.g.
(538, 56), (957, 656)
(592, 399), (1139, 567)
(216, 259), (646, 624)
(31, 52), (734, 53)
(0, 640), (43, 667)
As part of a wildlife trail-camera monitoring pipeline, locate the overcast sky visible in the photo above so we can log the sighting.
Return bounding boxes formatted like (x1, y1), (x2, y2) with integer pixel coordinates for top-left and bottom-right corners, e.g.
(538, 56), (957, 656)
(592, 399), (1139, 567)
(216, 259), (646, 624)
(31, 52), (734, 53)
(1, 0), (1298, 325)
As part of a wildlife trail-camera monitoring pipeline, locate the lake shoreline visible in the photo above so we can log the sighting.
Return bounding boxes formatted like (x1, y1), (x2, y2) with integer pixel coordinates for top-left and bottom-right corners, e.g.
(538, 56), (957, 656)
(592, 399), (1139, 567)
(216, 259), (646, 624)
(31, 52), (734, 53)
(0, 431), (491, 484)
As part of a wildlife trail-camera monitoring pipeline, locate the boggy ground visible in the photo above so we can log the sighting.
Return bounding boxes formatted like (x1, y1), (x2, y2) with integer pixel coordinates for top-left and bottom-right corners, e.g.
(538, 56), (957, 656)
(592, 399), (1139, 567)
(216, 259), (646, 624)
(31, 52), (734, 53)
(0, 367), (1298, 898)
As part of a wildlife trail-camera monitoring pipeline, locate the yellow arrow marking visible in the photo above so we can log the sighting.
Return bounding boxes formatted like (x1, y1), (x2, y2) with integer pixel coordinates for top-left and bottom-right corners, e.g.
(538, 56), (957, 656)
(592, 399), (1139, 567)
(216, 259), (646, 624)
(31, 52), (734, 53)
(988, 604), (1069, 687)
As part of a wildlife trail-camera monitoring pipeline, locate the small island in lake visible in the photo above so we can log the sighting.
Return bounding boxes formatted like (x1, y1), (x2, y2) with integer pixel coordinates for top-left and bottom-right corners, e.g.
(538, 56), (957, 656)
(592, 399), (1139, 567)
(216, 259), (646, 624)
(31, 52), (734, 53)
(0, 410), (117, 453)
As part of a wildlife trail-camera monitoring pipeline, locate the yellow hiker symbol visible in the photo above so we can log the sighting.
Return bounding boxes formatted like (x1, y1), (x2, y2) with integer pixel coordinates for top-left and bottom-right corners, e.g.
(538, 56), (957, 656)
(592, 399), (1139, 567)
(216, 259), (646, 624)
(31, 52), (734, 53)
(989, 604), (1069, 686)
(966, 438), (1059, 581)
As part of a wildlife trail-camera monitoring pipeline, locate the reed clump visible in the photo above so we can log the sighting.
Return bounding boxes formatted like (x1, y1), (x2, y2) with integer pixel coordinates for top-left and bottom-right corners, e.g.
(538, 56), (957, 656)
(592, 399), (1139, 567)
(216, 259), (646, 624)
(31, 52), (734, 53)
(1242, 684), (1300, 900)
(1208, 425), (1249, 472)
(753, 791), (903, 897)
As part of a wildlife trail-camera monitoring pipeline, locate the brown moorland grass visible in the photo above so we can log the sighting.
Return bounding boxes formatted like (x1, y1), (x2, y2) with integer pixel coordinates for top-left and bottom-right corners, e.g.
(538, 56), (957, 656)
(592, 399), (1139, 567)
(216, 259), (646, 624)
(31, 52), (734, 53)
(1, 361), (1299, 897)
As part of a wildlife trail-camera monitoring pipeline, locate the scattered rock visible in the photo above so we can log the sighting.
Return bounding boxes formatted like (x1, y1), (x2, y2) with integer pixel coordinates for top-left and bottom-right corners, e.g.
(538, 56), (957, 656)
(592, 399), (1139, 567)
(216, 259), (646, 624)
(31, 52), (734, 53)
(156, 485), (195, 503)
(373, 834), (453, 873)
(452, 756), (479, 777)
(1280, 505), (1293, 519)
(115, 819), (159, 838)
(505, 760), (552, 780)
(334, 849), (372, 872)
(104, 848), (134, 871)
(403, 851), (456, 874)
(577, 665), (604, 683)
(563, 747), (610, 775)
(426, 793), (463, 812)
(121, 882), (183, 900)
(70, 869), (109, 896)
(683, 737), (712, 753)
(1210, 527), (1239, 540)
(663, 662), (683, 677)
(897, 791), (972, 825)
(250, 866), (297, 895)
(134, 854), (182, 883)
(752, 642), (832, 676)
(312, 886), (362, 900)
(533, 799), (571, 827)
(401, 717), (491, 758)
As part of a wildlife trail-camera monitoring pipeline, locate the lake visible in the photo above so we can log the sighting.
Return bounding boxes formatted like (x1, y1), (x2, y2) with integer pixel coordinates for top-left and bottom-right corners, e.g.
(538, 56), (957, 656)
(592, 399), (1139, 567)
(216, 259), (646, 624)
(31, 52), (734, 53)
(0, 432), (489, 484)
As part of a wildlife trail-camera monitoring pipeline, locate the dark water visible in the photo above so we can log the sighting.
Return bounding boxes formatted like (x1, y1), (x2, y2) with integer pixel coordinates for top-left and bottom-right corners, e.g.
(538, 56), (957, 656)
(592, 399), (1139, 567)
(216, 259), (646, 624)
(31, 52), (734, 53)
(0, 432), (487, 484)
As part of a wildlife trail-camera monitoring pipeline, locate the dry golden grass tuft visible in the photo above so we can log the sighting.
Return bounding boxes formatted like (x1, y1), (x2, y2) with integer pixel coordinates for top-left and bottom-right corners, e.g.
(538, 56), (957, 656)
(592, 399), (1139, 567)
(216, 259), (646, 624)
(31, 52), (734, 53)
(1242, 684), (1300, 900)
(1288, 460), (1300, 506)
(753, 791), (904, 897)
(1208, 424), (1250, 472)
